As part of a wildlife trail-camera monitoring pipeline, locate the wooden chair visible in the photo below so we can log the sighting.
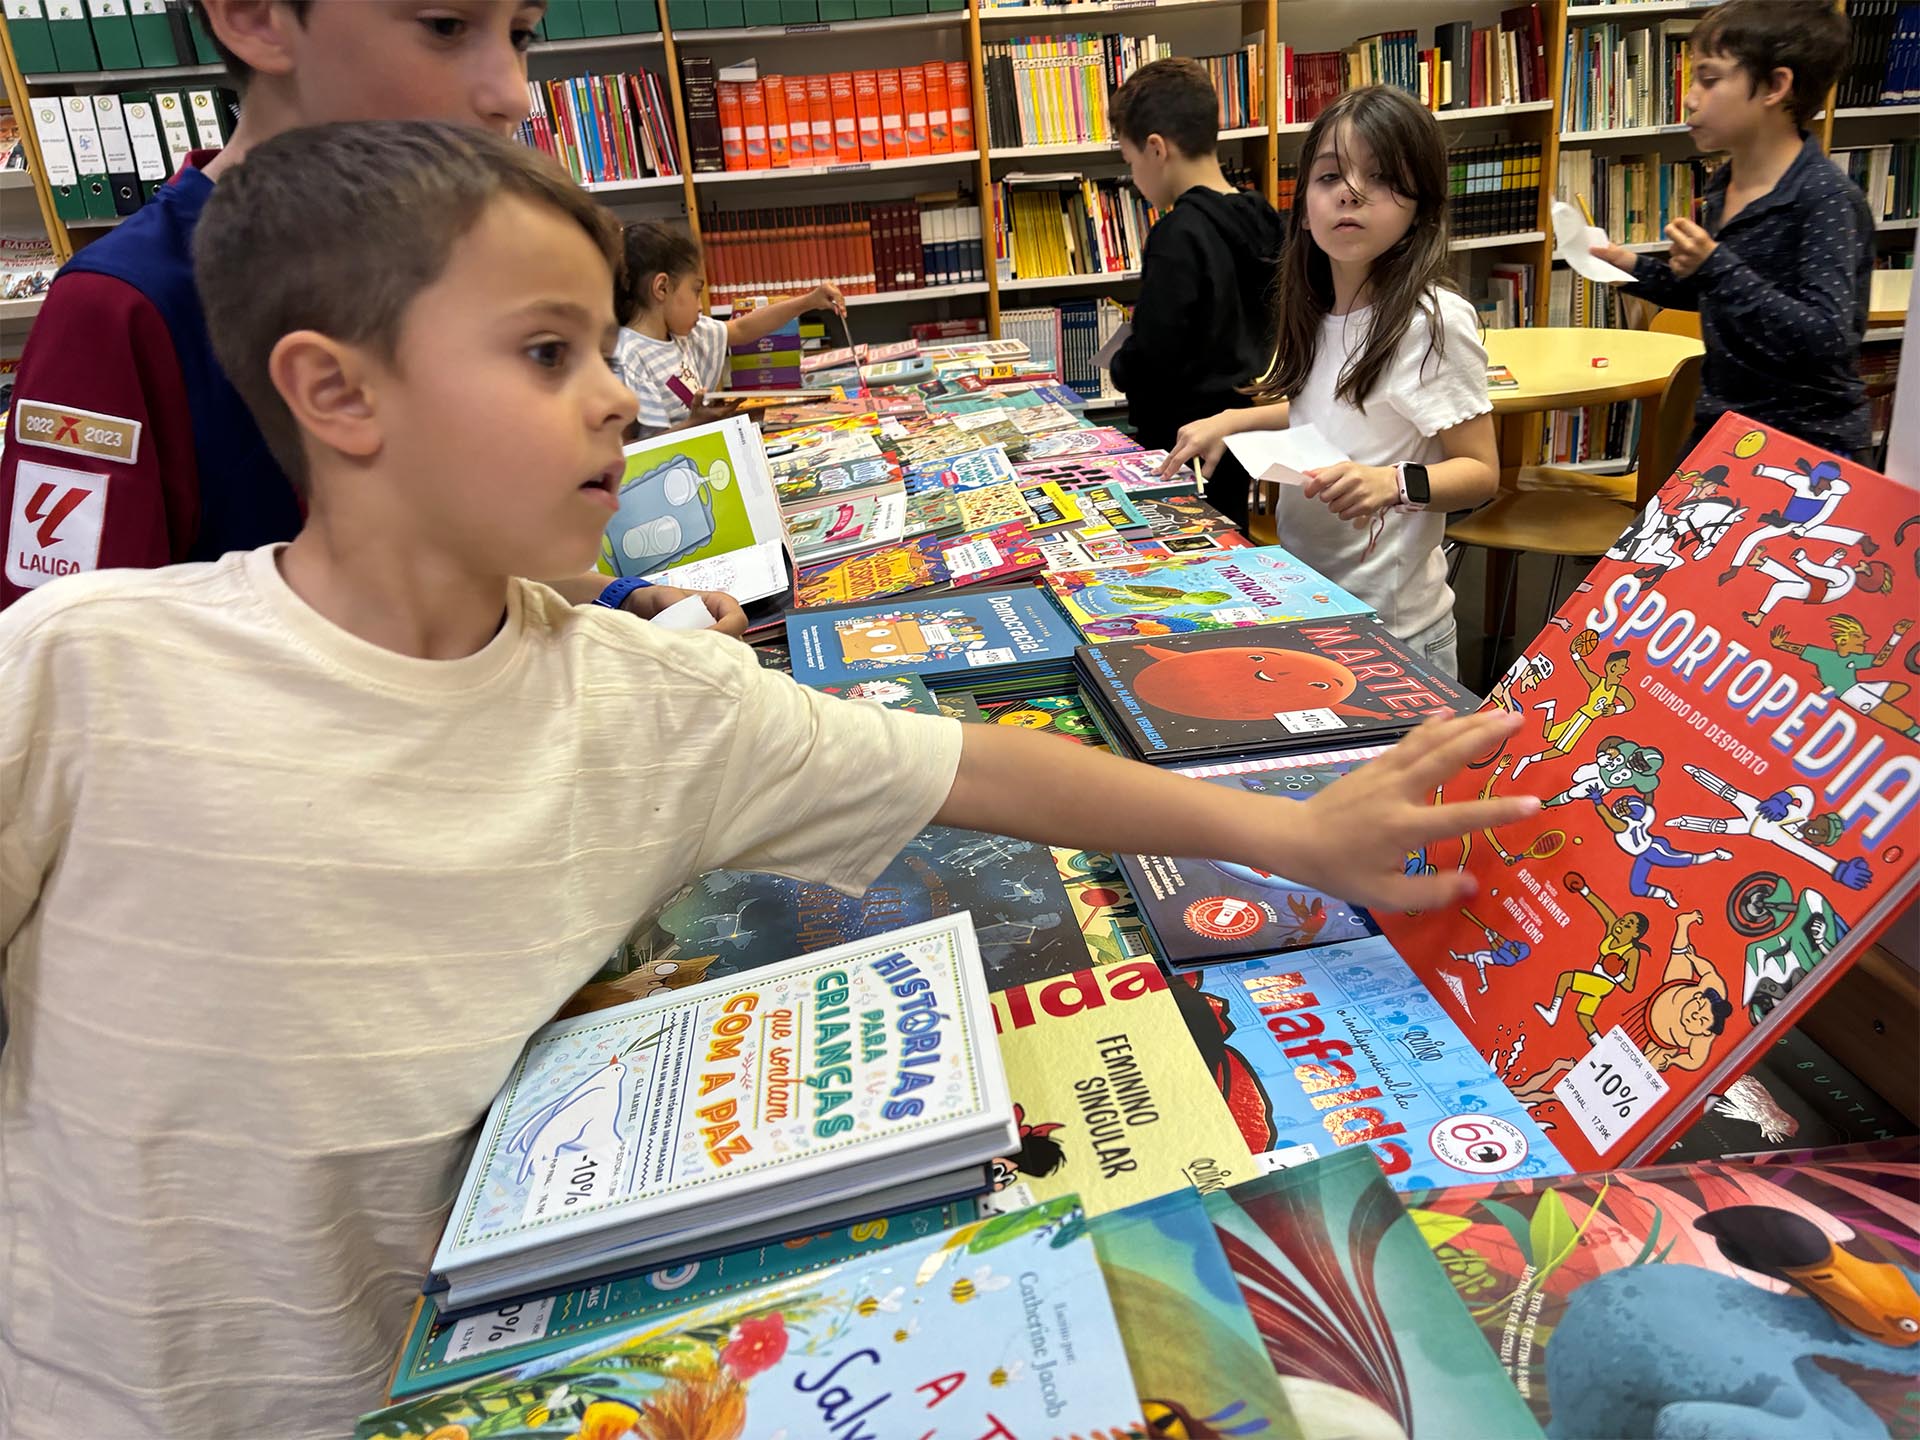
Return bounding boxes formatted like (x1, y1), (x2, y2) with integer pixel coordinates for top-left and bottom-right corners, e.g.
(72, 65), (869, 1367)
(1448, 351), (1703, 688)
(1649, 306), (1703, 341)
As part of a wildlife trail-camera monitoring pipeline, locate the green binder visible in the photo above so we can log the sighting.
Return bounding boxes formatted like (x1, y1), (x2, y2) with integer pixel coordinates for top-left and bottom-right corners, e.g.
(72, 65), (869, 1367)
(2, 0), (61, 73)
(614, 0), (659, 33)
(27, 96), (87, 220)
(705, 0), (743, 27)
(185, 3), (219, 63)
(778, 0), (818, 21)
(44, 0), (99, 70)
(665, 0), (705, 27)
(542, 0), (583, 38)
(128, 0), (176, 65)
(576, 0), (619, 35)
(85, 0), (139, 68)
(742, 0), (779, 25)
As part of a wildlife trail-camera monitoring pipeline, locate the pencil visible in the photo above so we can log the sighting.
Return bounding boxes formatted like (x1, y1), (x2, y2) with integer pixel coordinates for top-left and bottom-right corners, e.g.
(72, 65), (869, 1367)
(1577, 195), (1596, 227)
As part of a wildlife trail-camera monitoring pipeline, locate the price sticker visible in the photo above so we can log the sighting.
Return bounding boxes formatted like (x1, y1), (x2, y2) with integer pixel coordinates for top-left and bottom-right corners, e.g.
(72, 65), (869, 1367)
(1553, 1026), (1669, 1155)
(522, 1141), (621, 1225)
(445, 1296), (556, 1362)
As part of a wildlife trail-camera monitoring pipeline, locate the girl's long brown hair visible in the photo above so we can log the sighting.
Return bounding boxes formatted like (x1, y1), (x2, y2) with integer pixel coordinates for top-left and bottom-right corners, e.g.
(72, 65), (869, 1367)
(1249, 86), (1456, 412)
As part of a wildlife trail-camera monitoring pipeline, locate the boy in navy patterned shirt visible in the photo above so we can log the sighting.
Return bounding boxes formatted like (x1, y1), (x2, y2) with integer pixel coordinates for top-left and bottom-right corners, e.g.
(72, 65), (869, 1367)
(1593, 0), (1873, 458)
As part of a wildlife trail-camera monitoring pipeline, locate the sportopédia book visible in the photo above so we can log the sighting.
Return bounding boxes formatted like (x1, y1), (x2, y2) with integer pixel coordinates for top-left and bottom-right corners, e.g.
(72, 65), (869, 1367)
(1378, 415), (1919, 1174)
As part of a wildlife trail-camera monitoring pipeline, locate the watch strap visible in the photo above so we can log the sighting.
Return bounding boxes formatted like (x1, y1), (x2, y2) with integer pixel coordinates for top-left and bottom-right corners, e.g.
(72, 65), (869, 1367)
(594, 575), (655, 609)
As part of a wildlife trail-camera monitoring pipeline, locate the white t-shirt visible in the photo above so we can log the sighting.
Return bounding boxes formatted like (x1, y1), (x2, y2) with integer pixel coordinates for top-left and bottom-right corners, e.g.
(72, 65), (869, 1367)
(612, 313), (731, 434)
(0, 547), (960, 1440)
(1277, 287), (1490, 640)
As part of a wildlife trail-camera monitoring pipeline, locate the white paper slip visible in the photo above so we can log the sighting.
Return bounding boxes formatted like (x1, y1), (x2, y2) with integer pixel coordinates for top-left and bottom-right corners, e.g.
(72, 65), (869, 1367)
(1550, 199), (1637, 284)
(1092, 321), (1132, 370)
(646, 593), (719, 631)
(1224, 423), (1350, 487)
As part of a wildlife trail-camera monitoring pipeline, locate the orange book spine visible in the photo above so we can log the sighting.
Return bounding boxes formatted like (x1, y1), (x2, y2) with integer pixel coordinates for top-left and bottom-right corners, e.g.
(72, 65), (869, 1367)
(900, 65), (929, 156)
(717, 81), (747, 171)
(741, 79), (770, 170)
(805, 75), (835, 169)
(828, 71), (860, 165)
(738, 210), (758, 300)
(812, 206), (834, 290)
(856, 205), (877, 294)
(762, 76), (790, 168)
(922, 60), (952, 154)
(783, 75), (814, 162)
(830, 206), (852, 292)
(853, 70), (884, 161)
(710, 212), (733, 305)
(946, 60), (973, 152)
(877, 68), (906, 160)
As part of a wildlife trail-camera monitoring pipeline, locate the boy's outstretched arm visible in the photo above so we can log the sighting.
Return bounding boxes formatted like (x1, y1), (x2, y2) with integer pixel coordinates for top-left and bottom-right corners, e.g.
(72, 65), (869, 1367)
(935, 709), (1538, 912)
(727, 285), (847, 347)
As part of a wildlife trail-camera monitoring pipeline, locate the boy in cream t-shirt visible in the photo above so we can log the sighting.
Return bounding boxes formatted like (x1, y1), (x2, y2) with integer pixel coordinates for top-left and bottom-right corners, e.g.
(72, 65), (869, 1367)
(0, 122), (1532, 1439)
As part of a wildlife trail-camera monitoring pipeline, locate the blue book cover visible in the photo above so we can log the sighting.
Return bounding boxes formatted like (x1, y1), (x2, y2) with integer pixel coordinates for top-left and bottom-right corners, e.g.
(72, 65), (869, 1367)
(1044, 546), (1373, 643)
(787, 588), (1081, 688)
(360, 1198), (1146, 1439)
(1171, 936), (1572, 1190)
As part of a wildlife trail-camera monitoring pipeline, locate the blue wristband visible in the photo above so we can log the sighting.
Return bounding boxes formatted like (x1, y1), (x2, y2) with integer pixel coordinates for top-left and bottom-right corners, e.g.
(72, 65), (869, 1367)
(594, 576), (654, 609)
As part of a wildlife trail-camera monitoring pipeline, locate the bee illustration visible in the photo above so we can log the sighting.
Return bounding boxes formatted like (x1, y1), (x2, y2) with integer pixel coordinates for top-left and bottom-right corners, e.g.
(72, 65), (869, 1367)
(855, 1286), (903, 1318)
(950, 1266), (1010, 1304)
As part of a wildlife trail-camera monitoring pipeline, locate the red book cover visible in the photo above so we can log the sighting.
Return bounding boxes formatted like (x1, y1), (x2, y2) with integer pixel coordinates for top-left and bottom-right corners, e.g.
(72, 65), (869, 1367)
(805, 74), (835, 168)
(828, 71), (860, 165)
(900, 64), (929, 156)
(922, 60), (951, 154)
(740, 78), (770, 169)
(1378, 415), (1920, 1175)
(702, 210), (727, 303)
(717, 80), (746, 171)
(877, 68), (906, 161)
(805, 206), (829, 289)
(761, 76), (790, 168)
(945, 60), (973, 152)
(783, 75), (814, 162)
(1470, 27), (1488, 109)
(854, 206), (876, 294)
(854, 69), (884, 161)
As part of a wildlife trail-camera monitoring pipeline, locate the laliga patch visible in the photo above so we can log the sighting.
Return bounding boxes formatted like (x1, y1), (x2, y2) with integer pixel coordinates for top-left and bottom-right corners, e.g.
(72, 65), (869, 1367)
(7, 459), (109, 589)
(12, 399), (143, 466)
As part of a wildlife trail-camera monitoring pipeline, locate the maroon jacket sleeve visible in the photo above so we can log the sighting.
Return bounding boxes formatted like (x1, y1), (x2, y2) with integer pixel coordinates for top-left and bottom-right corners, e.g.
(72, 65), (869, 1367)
(1, 271), (199, 609)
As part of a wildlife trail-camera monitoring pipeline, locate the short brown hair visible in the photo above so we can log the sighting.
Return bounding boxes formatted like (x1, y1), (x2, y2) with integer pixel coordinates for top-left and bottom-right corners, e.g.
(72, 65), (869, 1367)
(1691, 0), (1850, 125)
(614, 221), (704, 325)
(192, 0), (312, 86)
(1109, 58), (1218, 158)
(195, 121), (620, 488)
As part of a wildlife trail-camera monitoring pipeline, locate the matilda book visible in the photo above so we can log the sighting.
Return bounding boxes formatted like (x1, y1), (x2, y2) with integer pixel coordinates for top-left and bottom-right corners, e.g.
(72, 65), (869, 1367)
(595, 415), (788, 604)
(603, 822), (1101, 996)
(365, 1197), (1146, 1439)
(428, 915), (1013, 1309)
(1401, 1138), (1920, 1438)
(981, 960), (1258, 1220)
(1116, 745), (1389, 965)
(1076, 617), (1476, 765)
(1172, 936), (1571, 1189)
(1377, 415), (1920, 1174)
(1045, 548), (1373, 643)
(389, 1201), (971, 1398)
(786, 588), (1081, 691)
(1206, 1150), (1548, 1439)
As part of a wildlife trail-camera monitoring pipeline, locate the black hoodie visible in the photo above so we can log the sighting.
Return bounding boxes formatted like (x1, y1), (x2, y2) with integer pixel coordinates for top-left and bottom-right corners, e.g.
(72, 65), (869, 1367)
(1110, 185), (1286, 462)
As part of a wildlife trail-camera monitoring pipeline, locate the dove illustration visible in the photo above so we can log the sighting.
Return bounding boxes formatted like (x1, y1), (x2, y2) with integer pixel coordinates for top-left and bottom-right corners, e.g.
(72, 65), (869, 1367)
(507, 1033), (656, 1185)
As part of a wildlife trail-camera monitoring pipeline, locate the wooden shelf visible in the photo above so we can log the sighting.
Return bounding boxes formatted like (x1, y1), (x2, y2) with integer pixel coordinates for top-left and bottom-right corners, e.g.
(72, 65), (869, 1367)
(694, 150), (979, 184)
(1277, 100), (1551, 136)
(0, 170), (34, 190)
(21, 61), (223, 85)
(529, 33), (665, 55)
(845, 281), (990, 306)
(1876, 217), (1919, 233)
(674, 12), (964, 40)
(1830, 103), (1920, 119)
(1451, 231), (1546, 251)
(582, 175), (686, 196)
(998, 270), (1141, 291)
(1560, 122), (1691, 141)
(1566, 0), (1714, 14)
(980, 0), (1251, 22)
(68, 214), (125, 229)
(991, 126), (1259, 159)
(0, 295), (46, 324)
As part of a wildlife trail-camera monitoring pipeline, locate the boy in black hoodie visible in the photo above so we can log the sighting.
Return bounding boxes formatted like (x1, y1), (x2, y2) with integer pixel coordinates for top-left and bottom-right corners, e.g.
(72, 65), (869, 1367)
(1109, 59), (1285, 525)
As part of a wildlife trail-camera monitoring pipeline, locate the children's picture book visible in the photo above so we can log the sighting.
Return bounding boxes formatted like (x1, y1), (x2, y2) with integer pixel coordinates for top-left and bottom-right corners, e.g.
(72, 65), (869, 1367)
(903, 444), (1020, 494)
(608, 823), (1099, 996)
(784, 489), (906, 564)
(1068, 480), (1152, 535)
(1173, 937), (1572, 1189)
(1016, 451), (1191, 499)
(1076, 617), (1476, 764)
(773, 453), (901, 512)
(428, 915), (1013, 1308)
(1089, 1189), (1306, 1440)
(1021, 481), (1086, 531)
(900, 486), (963, 541)
(1053, 846), (1159, 968)
(981, 960), (1258, 1219)
(1377, 415), (1920, 1174)
(1131, 492), (1246, 539)
(793, 540), (942, 608)
(1046, 547), (1374, 643)
(977, 690), (1105, 745)
(596, 415), (789, 604)
(389, 1201), (972, 1397)
(953, 480), (1040, 532)
(812, 672), (943, 715)
(1206, 1150), (1548, 1440)
(1019, 425), (1144, 458)
(916, 521), (1045, 588)
(1400, 1139), (1920, 1439)
(786, 588), (1081, 690)
(1131, 529), (1256, 558)
(761, 422), (885, 482)
(364, 1198), (1147, 1440)
(1116, 745), (1390, 964)
(1035, 528), (1144, 571)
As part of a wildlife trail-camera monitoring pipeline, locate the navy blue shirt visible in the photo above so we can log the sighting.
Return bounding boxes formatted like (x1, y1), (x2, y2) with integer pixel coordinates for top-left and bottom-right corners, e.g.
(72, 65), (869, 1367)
(1624, 132), (1874, 457)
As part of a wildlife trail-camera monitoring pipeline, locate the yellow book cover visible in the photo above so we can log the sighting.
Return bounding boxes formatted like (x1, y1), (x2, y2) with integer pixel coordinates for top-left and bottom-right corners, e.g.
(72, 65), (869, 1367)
(982, 959), (1257, 1217)
(1038, 481), (1087, 525)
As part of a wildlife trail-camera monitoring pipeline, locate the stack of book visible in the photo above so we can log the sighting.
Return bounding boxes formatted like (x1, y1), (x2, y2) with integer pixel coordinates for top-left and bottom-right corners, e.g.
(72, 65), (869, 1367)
(519, 71), (681, 184)
(1198, 36), (1266, 131)
(1477, 259), (1537, 329)
(979, 32), (1169, 149)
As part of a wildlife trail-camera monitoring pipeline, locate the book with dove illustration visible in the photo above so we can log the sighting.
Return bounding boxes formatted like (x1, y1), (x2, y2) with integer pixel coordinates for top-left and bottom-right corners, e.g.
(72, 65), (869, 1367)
(428, 914), (1015, 1311)
(1376, 415), (1919, 1175)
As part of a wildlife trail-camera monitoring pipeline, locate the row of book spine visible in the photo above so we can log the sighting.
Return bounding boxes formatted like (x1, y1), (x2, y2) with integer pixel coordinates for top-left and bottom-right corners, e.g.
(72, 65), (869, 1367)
(26, 87), (233, 225)
(1447, 141), (1541, 239)
(1537, 398), (1642, 465)
(993, 175), (1159, 281)
(693, 61), (975, 174)
(519, 72), (681, 184)
(1281, 6), (1545, 124)
(701, 201), (984, 304)
(980, 34), (1169, 150)
(1561, 18), (1694, 133)
(1837, 2), (1920, 107)
(1556, 149), (1719, 245)
(1198, 42), (1265, 132)
(1476, 261), (1537, 331)
(1830, 139), (1920, 224)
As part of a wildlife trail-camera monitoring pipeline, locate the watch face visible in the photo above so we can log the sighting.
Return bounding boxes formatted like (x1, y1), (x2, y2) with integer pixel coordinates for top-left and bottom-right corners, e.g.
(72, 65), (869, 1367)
(1405, 464), (1431, 504)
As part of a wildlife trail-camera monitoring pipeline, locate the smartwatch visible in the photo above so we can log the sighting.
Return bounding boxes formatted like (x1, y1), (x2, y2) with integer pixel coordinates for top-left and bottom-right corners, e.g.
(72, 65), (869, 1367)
(594, 576), (655, 610)
(1396, 462), (1432, 511)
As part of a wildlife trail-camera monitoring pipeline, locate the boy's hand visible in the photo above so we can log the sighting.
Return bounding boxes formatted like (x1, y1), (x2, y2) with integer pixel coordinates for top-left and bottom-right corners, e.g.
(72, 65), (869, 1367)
(1160, 411), (1241, 478)
(1590, 239), (1640, 271)
(685, 395), (744, 427)
(1283, 711), (1540, 911)
(1664, 218), (1716, 278)
(620, 582), (749, 638)
(807, 283), (847, 316)
(1304, 462), (1399, 525)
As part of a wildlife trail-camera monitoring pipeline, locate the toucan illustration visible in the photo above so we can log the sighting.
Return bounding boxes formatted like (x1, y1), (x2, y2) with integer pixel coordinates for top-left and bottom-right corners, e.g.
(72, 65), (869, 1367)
(1695, 1205), (1920, 1348)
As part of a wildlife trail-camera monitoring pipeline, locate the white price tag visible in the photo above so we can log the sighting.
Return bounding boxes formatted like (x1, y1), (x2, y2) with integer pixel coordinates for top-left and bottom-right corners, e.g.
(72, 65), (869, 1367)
(964, 646), (1016, 667)
(1255, 1143), (1320, 1174)
(445, 1296), (556, 1361)
(941, 538), (1002, 578)
(521, 1141), (620, 1226)
(1552, 1026), (1669, 1156)
(1275, 707), (1343, 735)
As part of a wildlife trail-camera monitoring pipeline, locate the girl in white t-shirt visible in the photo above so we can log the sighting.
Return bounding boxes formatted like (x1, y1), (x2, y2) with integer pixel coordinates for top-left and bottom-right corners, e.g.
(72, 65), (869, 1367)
(1165, 86), (1499, 678)
(613, 222), (845, 437)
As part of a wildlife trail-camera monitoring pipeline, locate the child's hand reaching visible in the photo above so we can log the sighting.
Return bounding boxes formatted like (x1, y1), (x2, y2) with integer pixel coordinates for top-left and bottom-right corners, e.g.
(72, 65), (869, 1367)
(1590, 238), (1641, 272)
(807, 282), (847, 316)
(1304, 462), (1399, 526)
(1160, 411), (1241, 478)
